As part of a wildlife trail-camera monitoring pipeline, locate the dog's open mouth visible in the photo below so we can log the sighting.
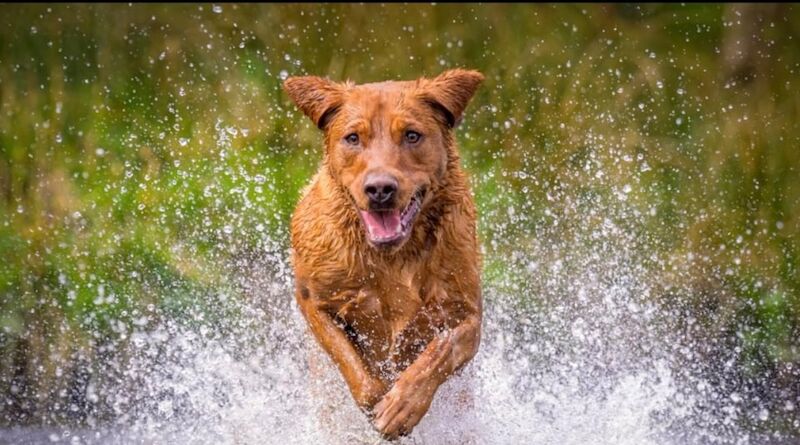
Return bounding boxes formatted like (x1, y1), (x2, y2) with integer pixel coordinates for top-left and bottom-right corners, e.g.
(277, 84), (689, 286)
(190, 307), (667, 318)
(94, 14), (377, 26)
(359, 190), (423, 247)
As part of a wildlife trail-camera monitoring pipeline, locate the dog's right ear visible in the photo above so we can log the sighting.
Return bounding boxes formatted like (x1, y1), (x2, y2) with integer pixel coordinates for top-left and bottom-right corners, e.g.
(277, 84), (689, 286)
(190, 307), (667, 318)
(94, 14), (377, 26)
(283, 76), (345, 130)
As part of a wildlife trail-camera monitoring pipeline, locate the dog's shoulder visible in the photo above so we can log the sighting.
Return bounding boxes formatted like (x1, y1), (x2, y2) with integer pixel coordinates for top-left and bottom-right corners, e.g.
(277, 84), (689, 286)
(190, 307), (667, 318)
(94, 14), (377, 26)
(421, 170), (481, 304)
(290, 169), (366, 285)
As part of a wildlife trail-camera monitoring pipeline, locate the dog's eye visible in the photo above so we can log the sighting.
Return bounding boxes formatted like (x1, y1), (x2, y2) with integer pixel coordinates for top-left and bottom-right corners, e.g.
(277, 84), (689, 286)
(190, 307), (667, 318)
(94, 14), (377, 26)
(405, 130), (422, 144)
(344, 133), (360, 145)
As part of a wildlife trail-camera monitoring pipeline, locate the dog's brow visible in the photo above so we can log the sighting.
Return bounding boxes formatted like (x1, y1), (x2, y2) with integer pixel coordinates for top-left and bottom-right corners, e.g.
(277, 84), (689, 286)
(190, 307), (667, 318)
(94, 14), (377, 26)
(343, 118), (369, 134)
(359, 92), (399, 140)
(391, 115), (424, 134)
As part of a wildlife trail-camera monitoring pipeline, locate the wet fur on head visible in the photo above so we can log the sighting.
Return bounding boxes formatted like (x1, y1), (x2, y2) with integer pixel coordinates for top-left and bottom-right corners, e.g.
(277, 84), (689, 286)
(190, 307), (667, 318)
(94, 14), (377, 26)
(284, 69), (483, 258)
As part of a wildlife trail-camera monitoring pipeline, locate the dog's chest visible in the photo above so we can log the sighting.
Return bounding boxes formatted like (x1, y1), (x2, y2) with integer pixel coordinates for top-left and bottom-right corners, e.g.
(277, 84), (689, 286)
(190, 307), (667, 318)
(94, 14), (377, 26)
(378, 264), (423, 334)
(334, 263), (429, 366)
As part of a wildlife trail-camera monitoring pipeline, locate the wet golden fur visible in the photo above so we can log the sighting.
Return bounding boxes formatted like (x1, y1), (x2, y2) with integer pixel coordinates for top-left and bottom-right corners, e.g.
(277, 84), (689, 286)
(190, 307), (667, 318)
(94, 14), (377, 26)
(284, 69), (483, 439)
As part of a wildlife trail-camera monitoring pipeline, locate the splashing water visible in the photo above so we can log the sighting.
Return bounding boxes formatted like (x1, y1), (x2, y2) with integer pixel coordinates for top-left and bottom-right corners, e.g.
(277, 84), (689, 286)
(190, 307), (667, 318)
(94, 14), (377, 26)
(4, 4), (800, 444)
(3, 201), (795, 445)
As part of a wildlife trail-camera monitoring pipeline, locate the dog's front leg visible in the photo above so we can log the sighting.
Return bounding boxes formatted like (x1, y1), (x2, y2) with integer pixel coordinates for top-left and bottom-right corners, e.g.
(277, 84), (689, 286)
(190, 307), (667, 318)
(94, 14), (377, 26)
(372, 311), (481, 439)
(296, 293), (387, 411)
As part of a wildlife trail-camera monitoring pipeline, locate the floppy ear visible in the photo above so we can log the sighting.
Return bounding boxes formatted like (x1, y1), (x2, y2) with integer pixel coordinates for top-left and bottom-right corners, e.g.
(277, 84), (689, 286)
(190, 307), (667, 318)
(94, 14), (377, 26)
(420, 69), (484, 128)
(283, 76), (345, 130)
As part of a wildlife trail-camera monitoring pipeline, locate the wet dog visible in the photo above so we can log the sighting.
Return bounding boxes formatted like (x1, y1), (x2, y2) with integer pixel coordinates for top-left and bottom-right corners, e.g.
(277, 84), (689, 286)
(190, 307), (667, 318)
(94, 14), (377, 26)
(284, 69), (483, 439)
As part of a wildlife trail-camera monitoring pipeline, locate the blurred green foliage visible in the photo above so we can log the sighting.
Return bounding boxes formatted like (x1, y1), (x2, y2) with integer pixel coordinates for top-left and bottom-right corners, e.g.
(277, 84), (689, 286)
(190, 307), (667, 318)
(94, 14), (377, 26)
(0, 3), (798, 426)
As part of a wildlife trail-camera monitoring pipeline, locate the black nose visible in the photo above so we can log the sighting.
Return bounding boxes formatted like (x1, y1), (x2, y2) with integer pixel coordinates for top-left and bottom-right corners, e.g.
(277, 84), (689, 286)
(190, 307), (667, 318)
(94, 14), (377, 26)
(364, 174), (398, 207)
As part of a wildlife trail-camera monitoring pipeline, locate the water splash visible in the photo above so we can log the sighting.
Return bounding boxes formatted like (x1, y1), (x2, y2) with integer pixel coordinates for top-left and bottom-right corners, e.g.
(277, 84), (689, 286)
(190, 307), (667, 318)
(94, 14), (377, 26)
(2, 4), (799, 444)
(4, 212), (794, 445)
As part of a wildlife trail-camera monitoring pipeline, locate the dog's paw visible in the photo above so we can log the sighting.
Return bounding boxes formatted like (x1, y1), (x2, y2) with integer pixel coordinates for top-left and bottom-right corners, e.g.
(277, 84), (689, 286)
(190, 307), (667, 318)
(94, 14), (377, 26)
(371, 377), (435, 439)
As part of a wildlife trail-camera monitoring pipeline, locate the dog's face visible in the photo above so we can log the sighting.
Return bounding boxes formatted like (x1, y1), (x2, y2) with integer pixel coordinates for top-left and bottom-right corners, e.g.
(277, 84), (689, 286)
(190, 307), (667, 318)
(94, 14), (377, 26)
(285, 69), (483, 251)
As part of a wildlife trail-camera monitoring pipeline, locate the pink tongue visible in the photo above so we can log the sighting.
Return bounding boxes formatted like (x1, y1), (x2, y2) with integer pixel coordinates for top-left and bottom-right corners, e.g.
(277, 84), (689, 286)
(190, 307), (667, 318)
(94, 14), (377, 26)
(360, 210), (401, 240)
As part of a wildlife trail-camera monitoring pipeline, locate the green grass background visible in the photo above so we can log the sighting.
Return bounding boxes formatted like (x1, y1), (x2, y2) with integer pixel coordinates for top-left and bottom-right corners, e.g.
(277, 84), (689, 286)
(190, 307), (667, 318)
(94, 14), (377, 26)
(0, 3), (798, 428)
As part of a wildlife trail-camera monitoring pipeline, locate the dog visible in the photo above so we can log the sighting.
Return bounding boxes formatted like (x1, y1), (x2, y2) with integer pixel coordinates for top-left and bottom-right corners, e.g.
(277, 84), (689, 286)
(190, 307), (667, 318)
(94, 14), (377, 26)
(284, 69), (483, 440)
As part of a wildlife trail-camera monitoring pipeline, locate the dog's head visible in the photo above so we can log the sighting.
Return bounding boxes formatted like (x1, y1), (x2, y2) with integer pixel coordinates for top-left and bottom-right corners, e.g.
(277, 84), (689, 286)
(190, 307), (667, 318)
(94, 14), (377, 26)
(284, 69), (483, 251)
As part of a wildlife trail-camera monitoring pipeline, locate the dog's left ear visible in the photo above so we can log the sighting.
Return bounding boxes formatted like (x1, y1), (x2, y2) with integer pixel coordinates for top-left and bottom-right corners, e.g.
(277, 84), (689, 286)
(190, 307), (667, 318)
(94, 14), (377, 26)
(419, 69), (484, 128)
(283, 76), (345, 130)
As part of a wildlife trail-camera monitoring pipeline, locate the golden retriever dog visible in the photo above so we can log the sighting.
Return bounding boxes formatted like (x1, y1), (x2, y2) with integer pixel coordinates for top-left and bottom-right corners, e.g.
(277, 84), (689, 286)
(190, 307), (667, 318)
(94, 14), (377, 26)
(284, 69), (483, 439)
